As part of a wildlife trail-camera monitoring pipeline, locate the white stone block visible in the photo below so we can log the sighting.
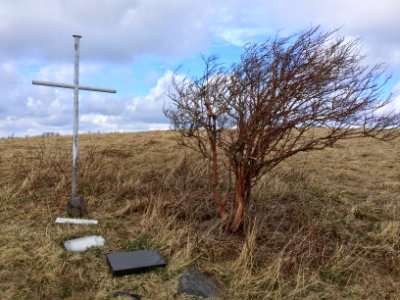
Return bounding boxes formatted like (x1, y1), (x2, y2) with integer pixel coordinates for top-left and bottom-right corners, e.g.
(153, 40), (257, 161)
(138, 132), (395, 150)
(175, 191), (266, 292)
(64, 235), (105, 252)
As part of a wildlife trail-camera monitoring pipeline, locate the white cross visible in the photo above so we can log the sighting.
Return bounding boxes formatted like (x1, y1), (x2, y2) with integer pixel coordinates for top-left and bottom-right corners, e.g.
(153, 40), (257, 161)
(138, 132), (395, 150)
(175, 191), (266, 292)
(32, 35), (116, 216)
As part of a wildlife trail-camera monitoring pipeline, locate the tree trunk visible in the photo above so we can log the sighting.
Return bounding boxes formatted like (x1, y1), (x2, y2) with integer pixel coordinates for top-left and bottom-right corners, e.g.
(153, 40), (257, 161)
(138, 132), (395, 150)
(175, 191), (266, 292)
(210, 139), (227, 220)
(230, 164), (251, 232)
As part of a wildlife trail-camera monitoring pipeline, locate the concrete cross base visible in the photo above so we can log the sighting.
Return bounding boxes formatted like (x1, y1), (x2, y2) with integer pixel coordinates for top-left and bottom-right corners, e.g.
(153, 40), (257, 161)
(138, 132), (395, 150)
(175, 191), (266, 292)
(67, 195), (88, 217)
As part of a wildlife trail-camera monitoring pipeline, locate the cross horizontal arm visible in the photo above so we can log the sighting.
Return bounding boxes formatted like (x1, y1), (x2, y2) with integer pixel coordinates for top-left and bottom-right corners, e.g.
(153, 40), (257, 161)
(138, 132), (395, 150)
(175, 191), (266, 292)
(32, 80), (116, 93)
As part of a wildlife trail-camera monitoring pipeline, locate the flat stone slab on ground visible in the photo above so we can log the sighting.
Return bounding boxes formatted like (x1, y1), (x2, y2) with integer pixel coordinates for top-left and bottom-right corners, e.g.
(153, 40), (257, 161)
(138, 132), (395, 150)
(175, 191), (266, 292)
(64, 235), (105, 252)
(177, 268), (221, 298)
(107, 249), (166, 276)
(55, 217), (98, 225)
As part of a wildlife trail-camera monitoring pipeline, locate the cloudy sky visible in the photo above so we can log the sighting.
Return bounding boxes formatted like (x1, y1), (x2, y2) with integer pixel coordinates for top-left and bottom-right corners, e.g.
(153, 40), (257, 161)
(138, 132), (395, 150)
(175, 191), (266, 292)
(1, 0), (400, 137)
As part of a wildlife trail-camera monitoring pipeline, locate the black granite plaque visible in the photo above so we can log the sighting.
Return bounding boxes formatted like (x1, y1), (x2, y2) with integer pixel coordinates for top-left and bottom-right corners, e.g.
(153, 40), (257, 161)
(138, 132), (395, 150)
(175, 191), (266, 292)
(107, 249), (166, 276)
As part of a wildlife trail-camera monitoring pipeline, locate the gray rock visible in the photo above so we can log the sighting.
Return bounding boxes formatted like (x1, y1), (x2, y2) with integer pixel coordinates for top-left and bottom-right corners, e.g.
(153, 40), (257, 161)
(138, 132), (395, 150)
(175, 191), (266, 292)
(67, 195), (87, 217)
(177, 268), (221, 298)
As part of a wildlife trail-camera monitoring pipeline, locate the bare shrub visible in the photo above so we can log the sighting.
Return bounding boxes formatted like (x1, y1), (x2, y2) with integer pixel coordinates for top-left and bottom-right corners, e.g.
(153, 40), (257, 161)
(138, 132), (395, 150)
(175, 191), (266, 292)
(165, 26), (400, 231)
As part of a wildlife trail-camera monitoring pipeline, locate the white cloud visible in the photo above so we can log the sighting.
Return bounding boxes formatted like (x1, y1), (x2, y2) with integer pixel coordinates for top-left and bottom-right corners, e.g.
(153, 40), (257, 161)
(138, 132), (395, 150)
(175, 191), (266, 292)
(0, 0), (217, 62)
(374, 82), (400, 115)
(216, 27), (273, 46)
(80, 114), (110, 125)
(258, 0), (400, 66)
(79, 70), (176, 133)
(34, 63), (100, 83)
(1, 0), (399, 66)
(0, 62), (177, 137)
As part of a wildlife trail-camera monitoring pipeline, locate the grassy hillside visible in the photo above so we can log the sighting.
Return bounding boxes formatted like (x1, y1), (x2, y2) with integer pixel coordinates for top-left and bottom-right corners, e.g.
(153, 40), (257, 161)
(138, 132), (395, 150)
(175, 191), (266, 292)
(0, 131), (399, 299)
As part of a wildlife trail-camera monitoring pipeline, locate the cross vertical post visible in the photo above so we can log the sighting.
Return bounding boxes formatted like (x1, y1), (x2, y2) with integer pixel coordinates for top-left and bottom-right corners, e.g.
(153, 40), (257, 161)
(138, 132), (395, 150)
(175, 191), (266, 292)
(32, 35), (117, 217)
(72, 34), (81, 199)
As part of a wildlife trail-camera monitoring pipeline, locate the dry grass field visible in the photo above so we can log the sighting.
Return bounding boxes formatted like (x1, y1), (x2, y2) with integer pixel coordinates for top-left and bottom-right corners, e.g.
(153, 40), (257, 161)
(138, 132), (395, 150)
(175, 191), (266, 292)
(0, 130), (400, 299)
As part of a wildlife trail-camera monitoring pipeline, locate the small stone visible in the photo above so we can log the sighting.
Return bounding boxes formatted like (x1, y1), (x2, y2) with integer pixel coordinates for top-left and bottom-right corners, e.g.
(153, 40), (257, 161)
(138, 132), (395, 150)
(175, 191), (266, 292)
(177, 268), (221, 298)
(67, 195), (87, 217)
(112, 291), (141, 299)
